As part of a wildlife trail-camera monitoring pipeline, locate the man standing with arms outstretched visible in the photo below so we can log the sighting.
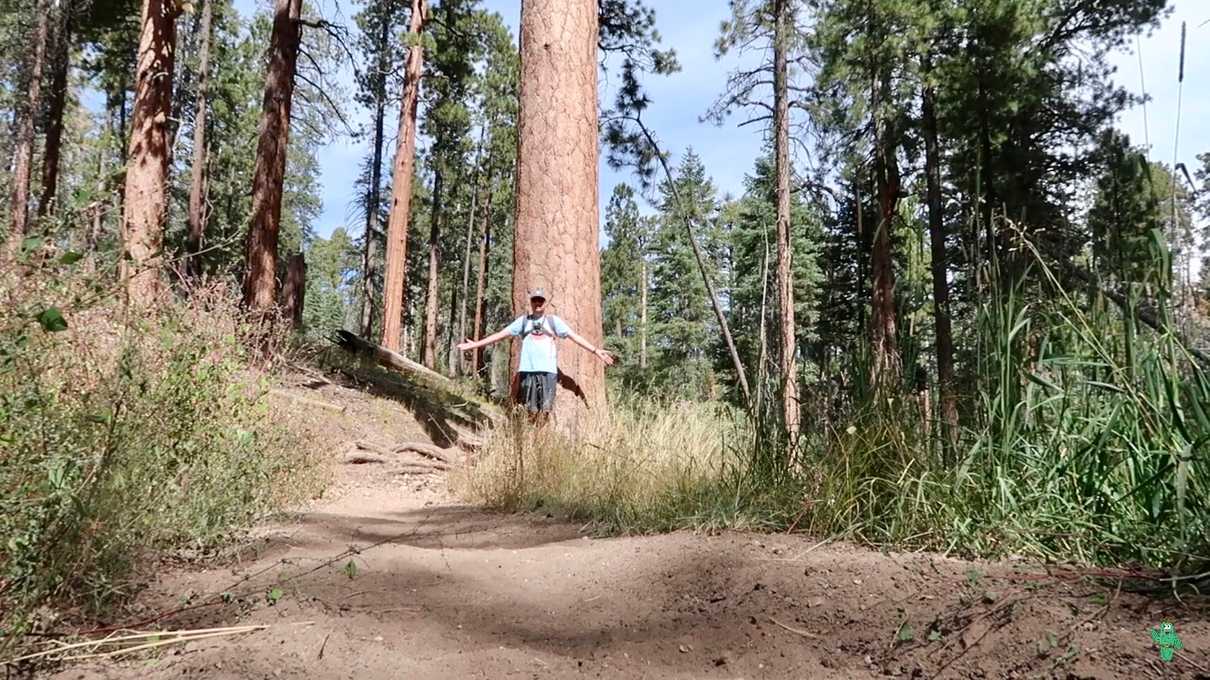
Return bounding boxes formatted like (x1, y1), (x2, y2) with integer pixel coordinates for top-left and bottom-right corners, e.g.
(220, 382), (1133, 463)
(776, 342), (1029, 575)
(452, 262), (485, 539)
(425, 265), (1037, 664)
(457, 288), (614, 422)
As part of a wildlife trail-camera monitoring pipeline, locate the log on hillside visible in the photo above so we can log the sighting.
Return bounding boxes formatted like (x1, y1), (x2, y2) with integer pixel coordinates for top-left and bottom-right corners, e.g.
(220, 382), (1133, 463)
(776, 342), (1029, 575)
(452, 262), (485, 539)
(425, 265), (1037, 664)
(333, 329), (449, 383)
(331, 330), (506, 431)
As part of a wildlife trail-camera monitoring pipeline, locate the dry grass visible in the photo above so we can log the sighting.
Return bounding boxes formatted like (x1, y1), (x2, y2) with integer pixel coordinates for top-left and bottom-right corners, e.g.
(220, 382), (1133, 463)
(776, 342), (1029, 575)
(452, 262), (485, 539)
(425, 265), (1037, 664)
(451, 400), (746, 532)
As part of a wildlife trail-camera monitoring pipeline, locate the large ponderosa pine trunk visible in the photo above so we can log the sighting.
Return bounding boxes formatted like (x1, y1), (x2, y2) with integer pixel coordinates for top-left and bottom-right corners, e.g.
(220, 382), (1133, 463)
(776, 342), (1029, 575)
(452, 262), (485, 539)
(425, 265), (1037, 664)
(512, 0), (606, 433)
(186, 0), (214, 279)
(359, 0), (397, 338)
(242, 0), (303, 312)
(921, 59), (958, 450)
(7, 0), (51, 256)
(773, 0), (799, 446)
(38, 3), (71, 218)
(121, 0), (180, 305)
(380, 0), (427, 351)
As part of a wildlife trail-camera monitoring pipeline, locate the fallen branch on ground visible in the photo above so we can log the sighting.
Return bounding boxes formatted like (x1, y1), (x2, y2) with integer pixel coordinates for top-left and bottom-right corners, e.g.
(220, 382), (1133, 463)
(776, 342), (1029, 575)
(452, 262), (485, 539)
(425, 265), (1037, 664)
(3, 623), (316, 665)
(769, 617), (817, 639)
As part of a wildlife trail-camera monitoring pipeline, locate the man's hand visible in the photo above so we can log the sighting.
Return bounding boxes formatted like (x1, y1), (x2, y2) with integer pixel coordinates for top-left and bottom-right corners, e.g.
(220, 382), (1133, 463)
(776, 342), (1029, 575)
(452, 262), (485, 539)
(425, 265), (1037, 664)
(457, 338), (478, 352)
(594, 348), (615, 366)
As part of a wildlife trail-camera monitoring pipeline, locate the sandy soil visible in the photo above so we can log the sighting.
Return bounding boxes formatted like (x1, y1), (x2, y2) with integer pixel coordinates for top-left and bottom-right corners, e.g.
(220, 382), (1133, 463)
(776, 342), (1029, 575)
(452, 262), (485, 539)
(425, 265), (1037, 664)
(33, 382), (1210, 680)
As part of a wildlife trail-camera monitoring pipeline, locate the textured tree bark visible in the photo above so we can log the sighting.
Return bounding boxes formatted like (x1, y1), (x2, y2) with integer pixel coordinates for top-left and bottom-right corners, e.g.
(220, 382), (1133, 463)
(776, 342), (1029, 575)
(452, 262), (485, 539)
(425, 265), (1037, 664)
(185, 0), (213, 279)
(471, 169), (497, 376)
(639, 257), (647, 370)
(869, 68), (901, 388)
(422, 168), (444, 369)
(7, 0), (51, 256)
(282, 252), (306, 328)
(380, 0), (427, 351)
(121, 0), (180, 306)
(359, 0), (396, 339)
(38, 4), (71, 218)
(757, 237), (770, 400)
(921, 65), (958, 450)
(242, 0), (302, 312)
(773, 0), (799, 445)
(512, 0), (606, 433)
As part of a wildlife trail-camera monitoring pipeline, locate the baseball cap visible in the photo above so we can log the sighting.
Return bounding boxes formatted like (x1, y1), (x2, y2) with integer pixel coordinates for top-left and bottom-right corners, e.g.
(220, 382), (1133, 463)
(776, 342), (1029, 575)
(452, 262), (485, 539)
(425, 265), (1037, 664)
(527, 288), (547, 301)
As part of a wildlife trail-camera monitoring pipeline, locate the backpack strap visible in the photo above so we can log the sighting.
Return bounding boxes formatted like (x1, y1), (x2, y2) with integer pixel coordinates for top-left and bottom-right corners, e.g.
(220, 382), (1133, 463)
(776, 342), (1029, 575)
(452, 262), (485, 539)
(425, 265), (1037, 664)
(519, 314), (547, 339)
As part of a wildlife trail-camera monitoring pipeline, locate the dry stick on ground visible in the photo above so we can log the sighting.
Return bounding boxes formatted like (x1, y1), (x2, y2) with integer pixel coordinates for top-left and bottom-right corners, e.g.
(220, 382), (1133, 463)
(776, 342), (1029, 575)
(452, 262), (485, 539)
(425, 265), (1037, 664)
(5, 624), (282, 665)
(769, 617), (818, 639)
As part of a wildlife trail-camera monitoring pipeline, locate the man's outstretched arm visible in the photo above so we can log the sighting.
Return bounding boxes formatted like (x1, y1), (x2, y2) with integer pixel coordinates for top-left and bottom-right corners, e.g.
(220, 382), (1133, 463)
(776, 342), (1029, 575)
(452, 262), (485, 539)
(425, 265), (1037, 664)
(458, 327), (512, 351)
(565, 329), (615, 365)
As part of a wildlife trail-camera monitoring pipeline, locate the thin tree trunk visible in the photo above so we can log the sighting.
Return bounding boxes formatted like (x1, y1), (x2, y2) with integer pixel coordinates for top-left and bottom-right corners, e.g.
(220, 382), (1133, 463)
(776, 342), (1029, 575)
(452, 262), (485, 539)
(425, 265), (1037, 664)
(242, 0), (303, 312)
(185, 0), (213, 279)
(456, 133), (485, 375)
(773, 0), (798, 444)
(471, 166), (497, 376)
(757, 235), (770, 398)
(282, 252), (306, 328)
(360, 0), (395, 338)
(121, 0), (180, 305)
(639, 256), (648, 370)
(635, 119), (750, 406)
(422, 168), (444, 369)
(7, 0), (52, 256)
(921, 60), (958, 450)
(38, 3), (71, 218)
(513, 0), (606, 433)
(88, 148), (107, 262)
(869, 67), (901, 388)
(380, 0), (427, 351)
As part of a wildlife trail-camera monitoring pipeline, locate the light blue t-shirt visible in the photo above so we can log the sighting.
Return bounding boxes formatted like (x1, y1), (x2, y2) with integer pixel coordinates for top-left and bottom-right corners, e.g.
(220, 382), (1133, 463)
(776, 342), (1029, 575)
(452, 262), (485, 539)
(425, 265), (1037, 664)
(506, 314), (571, 374)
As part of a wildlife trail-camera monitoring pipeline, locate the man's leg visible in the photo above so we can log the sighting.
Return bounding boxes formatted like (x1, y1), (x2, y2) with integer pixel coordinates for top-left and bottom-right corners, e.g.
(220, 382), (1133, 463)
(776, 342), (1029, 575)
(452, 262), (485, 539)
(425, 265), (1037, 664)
(533, 372), (557, 428)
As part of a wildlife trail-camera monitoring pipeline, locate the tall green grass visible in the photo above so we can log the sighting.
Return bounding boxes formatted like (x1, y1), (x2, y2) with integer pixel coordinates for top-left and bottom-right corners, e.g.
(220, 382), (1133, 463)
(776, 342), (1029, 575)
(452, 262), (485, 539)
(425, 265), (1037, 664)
(789, 229), (1210, 568)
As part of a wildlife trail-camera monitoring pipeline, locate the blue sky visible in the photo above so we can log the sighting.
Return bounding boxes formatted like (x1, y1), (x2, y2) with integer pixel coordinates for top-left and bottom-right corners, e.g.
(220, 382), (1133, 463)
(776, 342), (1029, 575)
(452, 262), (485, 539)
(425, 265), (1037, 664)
(241, 0), (1210, 241)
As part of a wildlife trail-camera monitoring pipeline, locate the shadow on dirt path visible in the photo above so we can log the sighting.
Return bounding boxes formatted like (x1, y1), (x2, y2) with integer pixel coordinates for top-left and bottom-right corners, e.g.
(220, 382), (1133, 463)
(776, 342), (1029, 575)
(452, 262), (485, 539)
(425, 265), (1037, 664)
(38, 380), (1210, 680)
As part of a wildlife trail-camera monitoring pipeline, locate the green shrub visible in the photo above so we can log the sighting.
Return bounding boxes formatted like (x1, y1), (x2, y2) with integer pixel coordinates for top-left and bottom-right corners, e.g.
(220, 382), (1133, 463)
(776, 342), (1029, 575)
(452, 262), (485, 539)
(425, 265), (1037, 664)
(0, 265), (323, 648)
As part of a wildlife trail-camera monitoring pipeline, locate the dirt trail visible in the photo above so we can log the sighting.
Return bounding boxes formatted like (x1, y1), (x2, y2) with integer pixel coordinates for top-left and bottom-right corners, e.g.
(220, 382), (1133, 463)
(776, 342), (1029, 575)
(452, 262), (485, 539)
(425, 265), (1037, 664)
(46, 382), (1210, 680)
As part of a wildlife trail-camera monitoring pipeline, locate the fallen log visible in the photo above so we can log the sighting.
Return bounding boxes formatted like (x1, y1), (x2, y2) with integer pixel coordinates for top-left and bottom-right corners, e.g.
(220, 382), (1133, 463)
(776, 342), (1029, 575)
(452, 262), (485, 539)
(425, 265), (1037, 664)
(332, 330), (449, 383)
(330, 330), (506, 429)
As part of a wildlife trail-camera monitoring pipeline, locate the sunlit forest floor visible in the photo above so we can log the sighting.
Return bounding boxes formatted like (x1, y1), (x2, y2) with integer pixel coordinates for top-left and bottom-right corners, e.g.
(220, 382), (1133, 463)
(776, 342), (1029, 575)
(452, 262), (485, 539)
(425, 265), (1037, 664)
(39, 374), (1210, 680)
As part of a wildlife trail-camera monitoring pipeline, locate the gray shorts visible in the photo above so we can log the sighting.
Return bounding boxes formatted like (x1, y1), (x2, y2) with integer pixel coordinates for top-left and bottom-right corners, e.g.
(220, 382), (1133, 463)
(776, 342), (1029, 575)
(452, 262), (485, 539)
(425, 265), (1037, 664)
(519, 371), (557, 412)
